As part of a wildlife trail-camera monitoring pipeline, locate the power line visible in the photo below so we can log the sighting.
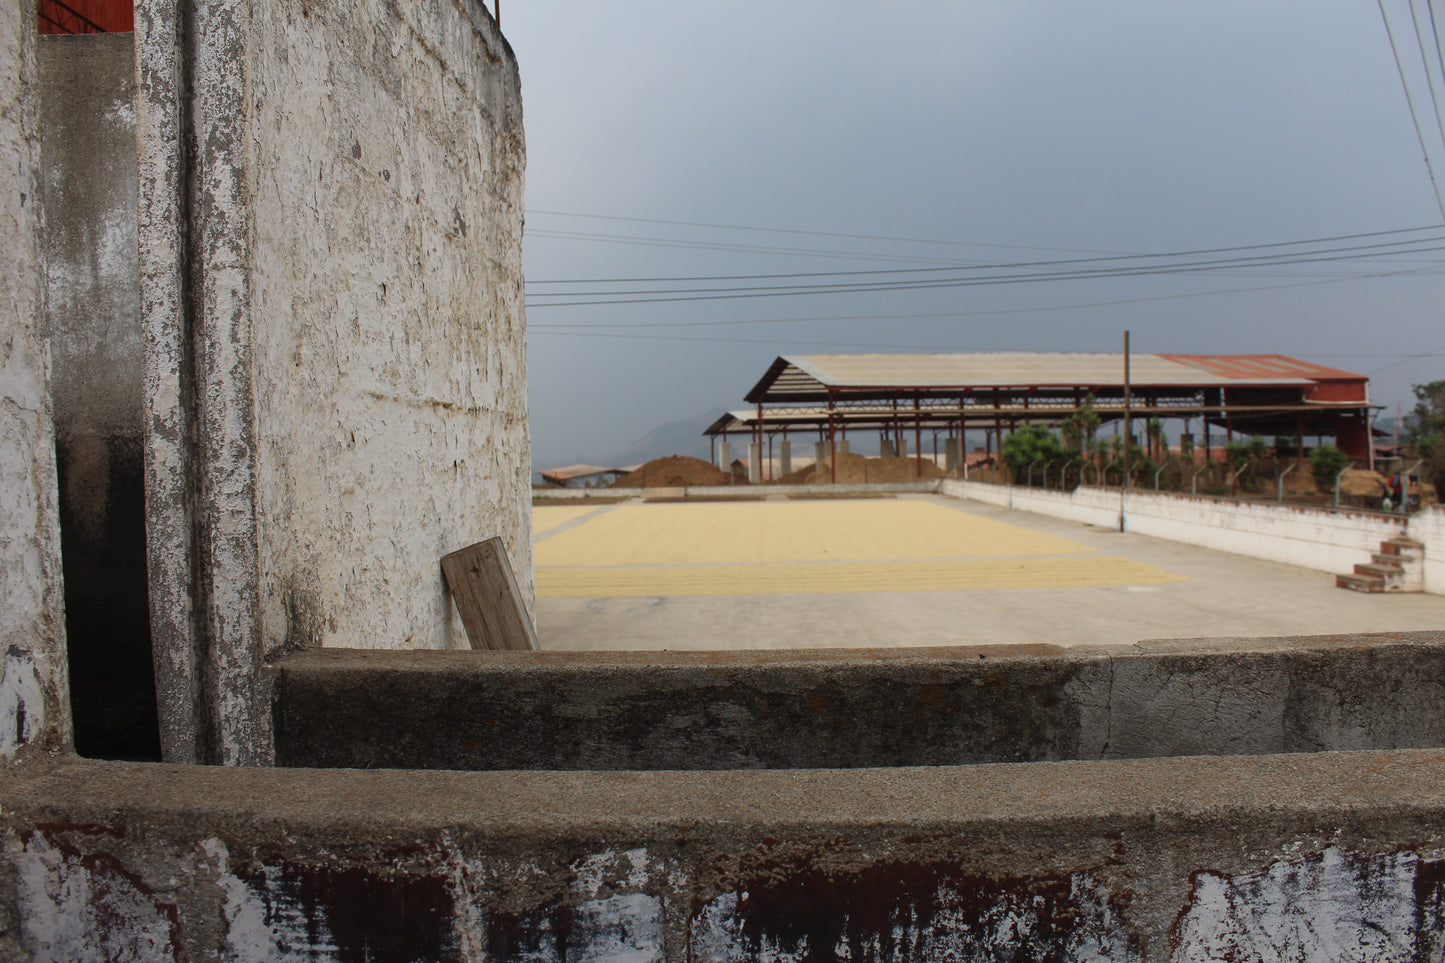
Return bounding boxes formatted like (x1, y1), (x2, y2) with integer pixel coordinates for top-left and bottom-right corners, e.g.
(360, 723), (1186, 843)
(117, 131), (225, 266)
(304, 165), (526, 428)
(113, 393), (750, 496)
(1408, 0), (1445, 159)
(527, 208), (1131, 256)
(526, 227), (1445, 290)
(1370, 340), (1445, 374)
(528, 229), (976, 267)
(529, 328), (1003, 351)
(1428, 0), (1445, 112)
(527, 265), (1445, 330)
(1380, 0), (1445, 220)
(525, 242), (1445, 308)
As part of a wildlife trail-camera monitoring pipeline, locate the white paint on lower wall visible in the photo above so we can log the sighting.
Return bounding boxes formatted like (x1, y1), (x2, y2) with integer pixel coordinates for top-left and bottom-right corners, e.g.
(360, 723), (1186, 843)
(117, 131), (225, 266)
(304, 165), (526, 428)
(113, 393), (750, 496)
(1172, 847), (1428, 963)
(1415, 506), (1445, 594)
(0, 648), (45, 756)
(12, 832), (180, 962)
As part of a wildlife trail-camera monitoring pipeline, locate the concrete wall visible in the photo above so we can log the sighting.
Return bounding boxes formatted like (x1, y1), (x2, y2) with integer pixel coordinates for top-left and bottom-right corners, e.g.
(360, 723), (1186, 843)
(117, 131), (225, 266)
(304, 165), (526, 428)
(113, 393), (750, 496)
(947, 479), (1410, 577)
(246, 0), (533, 654)
(273, 633), (1445, 771)
(0, 3), (69, 760)
(135, 0), (529, 763)
(1417, 505), (1445, 594)
(39, 34), (157, 760)
(5, 748), (1445, 960)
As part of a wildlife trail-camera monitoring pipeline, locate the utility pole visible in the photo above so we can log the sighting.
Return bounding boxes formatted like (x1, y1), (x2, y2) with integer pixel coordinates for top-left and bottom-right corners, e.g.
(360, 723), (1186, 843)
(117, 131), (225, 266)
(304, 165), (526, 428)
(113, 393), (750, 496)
(1121, 330), (1131, 532)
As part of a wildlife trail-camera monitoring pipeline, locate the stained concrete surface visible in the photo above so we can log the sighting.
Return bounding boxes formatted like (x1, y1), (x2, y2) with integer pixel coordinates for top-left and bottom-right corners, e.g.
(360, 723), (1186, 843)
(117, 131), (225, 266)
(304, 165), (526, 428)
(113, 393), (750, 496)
(536, 494), (1445, 650)
(274, 633), (1445, 771)
(7, 749), (1445, 960)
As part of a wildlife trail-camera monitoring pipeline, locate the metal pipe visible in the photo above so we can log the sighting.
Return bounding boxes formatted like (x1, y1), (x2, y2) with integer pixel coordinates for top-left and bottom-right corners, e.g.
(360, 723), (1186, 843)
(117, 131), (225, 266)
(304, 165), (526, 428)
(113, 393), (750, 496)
(1334, 461), (1354, 507)
(1277, 462), (1296, 502)
(1154, 465), (1165, 490)
(1122, 330), (1131, 533)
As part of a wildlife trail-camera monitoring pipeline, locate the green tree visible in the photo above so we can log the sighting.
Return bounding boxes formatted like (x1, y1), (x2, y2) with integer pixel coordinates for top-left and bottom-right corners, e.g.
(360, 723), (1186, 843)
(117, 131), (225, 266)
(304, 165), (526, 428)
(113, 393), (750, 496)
(1224, 435), (1269, 491)
(1406, 380), (1445, 495)
(1001, 425), (1068, 484)
(1061, 394), (1100, 456)
(1307, 444), (1350, 492)
(1145, 417), (1165, 461)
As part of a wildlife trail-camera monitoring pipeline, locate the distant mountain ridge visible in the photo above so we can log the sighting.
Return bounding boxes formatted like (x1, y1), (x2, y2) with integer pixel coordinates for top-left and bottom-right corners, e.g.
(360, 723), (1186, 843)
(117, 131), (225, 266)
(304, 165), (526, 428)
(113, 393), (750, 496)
(593, 410), (721, 468)
(534, 410), (723, 478)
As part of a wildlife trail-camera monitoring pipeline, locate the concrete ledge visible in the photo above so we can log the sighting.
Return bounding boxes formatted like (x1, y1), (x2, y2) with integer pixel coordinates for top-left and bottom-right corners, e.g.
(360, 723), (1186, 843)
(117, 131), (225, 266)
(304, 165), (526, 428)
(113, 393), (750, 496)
(273, 632), (1445, 771)
(6, 749), (1445, 959)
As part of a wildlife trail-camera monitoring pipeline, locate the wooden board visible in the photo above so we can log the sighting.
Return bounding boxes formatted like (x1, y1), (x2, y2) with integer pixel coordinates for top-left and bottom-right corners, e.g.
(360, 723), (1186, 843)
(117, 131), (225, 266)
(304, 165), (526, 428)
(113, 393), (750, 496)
(440, 537), (538, 651)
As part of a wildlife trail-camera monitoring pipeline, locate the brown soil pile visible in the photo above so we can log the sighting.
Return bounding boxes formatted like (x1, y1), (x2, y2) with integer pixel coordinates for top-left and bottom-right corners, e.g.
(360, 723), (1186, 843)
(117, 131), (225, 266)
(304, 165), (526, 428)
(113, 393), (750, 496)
(1339, 469), (1389, 497)
(611, 455), (736, 488)
(777, 451), (945, 484)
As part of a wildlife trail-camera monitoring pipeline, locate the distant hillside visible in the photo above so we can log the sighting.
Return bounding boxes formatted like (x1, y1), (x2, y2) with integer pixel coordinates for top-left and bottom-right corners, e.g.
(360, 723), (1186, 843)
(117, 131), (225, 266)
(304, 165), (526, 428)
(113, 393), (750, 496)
(591, 410), (721, 469)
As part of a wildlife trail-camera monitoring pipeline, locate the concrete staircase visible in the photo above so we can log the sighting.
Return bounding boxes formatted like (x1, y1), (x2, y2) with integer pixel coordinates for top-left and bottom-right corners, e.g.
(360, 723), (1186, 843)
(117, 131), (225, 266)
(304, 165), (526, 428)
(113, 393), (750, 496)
(1336, 536), (1424, 593)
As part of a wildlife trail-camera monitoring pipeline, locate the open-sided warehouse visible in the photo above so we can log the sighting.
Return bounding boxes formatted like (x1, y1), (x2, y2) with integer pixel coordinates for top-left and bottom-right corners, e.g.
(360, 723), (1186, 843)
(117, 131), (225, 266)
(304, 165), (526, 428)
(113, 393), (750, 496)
(710, 352), (1377, 480)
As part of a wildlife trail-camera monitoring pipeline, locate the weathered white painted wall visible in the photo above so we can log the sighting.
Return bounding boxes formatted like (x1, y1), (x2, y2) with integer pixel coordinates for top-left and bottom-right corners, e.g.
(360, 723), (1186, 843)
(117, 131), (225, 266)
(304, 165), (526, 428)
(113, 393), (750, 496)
(0, 4), (69, 757)
(1123, 489), (1405, 575)
(245, 0), (530, 652)
(942, 478), (1120, 528)
(135, 0), (529, 761)
(949, 481), (1414, 582)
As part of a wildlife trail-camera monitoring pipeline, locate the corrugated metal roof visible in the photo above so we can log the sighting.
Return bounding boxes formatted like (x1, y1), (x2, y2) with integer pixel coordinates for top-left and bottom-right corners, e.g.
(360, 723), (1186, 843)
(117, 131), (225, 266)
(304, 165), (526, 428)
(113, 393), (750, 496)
(537, 464), (625, 482)
(1157, 354), (1366, 382)
(746, 352), (1368, 401)
(793, 352), (1315, 388)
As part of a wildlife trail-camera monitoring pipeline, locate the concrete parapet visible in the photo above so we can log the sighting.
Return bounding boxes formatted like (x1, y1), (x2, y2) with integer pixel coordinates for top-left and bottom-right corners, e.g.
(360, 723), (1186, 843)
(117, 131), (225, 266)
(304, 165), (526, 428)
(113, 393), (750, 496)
(273, 633), (1445, 771)
(949, 480), (1427, 585)
(1417, 505), (1445, 594)
(5, 748), (1445, 959)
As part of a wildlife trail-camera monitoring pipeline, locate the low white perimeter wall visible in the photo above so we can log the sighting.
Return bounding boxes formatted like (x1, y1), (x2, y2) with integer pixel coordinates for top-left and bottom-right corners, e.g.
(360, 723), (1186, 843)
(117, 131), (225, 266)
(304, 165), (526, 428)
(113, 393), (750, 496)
(940, 479), (1121, 529)
(1414, 506), (1445, 594)
(1122, 489), (1405, 576)
(947, 480), (1410, 579)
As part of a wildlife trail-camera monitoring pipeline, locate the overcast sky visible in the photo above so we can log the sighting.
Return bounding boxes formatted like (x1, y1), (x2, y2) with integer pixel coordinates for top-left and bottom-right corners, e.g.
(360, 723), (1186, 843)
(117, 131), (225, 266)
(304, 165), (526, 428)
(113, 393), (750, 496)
(505, 1), (1445, 467)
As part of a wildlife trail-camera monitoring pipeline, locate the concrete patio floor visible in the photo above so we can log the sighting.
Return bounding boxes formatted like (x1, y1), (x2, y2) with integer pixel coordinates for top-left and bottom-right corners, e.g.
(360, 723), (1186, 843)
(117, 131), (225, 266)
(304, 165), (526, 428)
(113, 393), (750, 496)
(534, 494), (1445, 651)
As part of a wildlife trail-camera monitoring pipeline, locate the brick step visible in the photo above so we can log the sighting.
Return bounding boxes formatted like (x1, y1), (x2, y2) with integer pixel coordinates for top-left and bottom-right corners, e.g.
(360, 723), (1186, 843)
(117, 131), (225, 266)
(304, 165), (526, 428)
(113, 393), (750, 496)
(1336, 572), (1386, 593)
(1355, 561), (1402, 578)
(1379, 537), (1425, 557)
(1369, 553), (1405, 569)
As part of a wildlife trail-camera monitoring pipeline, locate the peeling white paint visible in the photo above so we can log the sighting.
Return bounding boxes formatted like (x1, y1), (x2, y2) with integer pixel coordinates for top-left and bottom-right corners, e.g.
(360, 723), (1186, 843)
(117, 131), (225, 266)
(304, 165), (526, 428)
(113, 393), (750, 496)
(12, 832), (179, 962)
(0, 0), (69, 758)
(202, 839), (289, 963)
(0, 646), (45, 756)
(571, 847), (653, 897)
(243, 0), (530, 655)
(567, 893), (664, 963)
(691, 872), (1134, 962)
(1172, 847), (1428, 963)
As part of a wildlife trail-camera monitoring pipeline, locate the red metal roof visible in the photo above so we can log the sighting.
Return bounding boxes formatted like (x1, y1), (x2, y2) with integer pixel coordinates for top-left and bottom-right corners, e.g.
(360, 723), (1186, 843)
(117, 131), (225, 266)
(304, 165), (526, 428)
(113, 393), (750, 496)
(1157, 354), (1366, 383)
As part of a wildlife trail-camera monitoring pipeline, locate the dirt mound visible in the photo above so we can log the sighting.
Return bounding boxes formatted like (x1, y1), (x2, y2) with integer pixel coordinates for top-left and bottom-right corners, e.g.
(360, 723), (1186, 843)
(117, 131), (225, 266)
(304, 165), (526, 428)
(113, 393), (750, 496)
(1339, 469), (1388, 497)
(778, 451), (945, 484)
(611, 455), (736, 488)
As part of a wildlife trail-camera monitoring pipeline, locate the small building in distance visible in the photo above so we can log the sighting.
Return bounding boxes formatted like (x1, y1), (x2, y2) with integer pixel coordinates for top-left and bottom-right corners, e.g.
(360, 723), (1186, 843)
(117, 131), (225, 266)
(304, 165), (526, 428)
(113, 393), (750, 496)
(537, 464), (639, 488)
